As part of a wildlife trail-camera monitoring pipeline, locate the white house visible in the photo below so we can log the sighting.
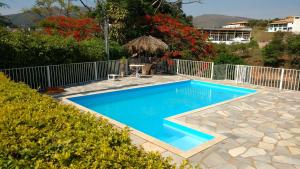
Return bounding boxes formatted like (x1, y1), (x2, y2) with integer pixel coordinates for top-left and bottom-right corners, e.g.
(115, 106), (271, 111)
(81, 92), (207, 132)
(267, 16), (300, 34)
(201, 28), (252, 45)
(222, 21), (249, 29)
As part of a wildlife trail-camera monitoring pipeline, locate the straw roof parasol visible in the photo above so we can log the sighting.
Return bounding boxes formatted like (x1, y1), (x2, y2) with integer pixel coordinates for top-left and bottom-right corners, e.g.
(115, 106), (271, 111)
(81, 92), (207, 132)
(123, 35), (168, 54)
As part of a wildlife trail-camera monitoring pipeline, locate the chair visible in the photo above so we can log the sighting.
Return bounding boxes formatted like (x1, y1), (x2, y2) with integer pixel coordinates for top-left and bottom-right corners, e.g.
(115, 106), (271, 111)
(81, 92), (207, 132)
(142, 64), (154, 75)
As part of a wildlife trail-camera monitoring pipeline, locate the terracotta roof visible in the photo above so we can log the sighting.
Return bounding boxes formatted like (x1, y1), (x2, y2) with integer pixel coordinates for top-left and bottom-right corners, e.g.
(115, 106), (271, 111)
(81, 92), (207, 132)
(270, 16), (294, 25)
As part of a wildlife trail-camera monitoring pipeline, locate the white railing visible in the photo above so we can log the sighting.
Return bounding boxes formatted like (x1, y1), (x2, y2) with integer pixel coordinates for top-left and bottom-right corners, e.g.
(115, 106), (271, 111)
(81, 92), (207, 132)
(175, 59), (214, 79)
(1, 59), (299, 91)
(0, 60), (122, 90)
(175, 60), (300, 91)
(225, 64), (300, 91)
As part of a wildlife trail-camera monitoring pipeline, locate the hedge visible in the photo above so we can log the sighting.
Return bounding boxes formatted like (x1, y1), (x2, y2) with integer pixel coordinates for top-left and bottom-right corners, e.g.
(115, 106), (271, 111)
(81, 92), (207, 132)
(0, 73), (178, 168)
(0, 28), (126, 69)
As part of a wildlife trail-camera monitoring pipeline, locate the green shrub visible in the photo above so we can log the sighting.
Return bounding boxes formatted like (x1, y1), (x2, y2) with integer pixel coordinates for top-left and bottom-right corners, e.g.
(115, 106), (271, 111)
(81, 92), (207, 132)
(262, 32), (285, 67)
(0, 28), (125, 69)
(287, 34), (300, 56)
(214, 53), (245, 65)
(286, 34), (300, 69)
(213, 40), (259, 59)
(0, 73), (176, 168)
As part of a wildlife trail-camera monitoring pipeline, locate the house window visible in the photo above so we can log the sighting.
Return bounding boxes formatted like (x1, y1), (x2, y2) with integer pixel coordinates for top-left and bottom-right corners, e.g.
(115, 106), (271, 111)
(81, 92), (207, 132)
(295, 17), (300, 19)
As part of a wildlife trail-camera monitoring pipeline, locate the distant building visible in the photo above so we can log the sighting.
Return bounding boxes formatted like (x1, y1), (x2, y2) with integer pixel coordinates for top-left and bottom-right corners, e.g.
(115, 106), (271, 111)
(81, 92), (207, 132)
(222, 21), (249, 29)
(201, 28), (252, 45)
(267, 16), (300, 34)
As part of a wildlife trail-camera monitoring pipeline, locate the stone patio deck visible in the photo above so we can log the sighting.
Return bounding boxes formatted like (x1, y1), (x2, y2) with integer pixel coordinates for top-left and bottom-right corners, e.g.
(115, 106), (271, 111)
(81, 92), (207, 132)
(57, 75), (300, 169)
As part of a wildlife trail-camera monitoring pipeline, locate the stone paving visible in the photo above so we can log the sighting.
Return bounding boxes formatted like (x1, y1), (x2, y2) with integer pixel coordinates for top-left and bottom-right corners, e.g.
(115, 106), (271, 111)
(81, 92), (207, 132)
(57, 75), (300, 169)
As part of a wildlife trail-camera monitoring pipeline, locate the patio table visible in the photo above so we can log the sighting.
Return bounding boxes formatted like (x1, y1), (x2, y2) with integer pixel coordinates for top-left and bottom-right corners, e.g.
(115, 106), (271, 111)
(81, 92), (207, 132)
(129, 64), (144, 78)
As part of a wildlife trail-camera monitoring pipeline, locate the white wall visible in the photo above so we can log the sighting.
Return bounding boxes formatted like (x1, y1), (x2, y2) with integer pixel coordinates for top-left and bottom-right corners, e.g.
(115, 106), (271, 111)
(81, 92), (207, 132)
(222, 24), (243, 28)
(292, 17), (300, 33)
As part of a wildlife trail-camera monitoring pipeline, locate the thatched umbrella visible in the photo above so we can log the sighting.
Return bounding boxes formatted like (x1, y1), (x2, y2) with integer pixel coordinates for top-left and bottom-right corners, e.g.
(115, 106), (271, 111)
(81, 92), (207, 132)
(123, 35), (168, 54)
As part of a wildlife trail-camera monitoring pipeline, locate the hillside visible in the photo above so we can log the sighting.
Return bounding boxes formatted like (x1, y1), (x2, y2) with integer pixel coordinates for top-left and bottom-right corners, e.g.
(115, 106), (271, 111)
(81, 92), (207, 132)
(4, 11), (44, 27)
(193, 14), (252, 28)
(3, 7), (86, 28)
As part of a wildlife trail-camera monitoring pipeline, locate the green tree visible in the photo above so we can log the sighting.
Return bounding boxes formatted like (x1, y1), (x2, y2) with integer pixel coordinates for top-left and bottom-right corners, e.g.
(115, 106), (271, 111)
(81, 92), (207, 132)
(248, 19), (270, 28)
(31, 0), (56, 17)
(214, 53), (245, 65)
(286, 34), (300, 69)
(79, 0), (196, 43)
(31, 0), (79, 17)
(57, 0), (80, 16)
(262, 32), (285, 67)
(0, 1), (11, 26)
(0, 28), (124, 68)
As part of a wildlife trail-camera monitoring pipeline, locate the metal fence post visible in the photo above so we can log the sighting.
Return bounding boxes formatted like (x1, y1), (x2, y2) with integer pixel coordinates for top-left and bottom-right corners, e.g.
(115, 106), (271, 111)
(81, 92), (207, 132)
(279, 68), (285, 90)
(176, 59), (179, 74)
(46, 66), (51, 87)
(224, 64), (228, 80)
(94, 62), (98, 80)
(235, 65), (239, 83)
(125, 59), (129, 75)
(249, 66), (252, 84)
(210, 62), (214, 79)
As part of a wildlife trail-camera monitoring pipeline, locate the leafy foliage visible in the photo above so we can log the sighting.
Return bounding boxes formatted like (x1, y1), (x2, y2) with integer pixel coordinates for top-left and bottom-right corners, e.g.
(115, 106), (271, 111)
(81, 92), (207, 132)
(0, 73), (177, 168)
(212, 40), (260, 65)
(31, 0), (80, 17)
(247, 19), (269, 28)
(40, 16), (101, 41)
(88, 0), (193, 44)
(0, 28), (124, 68)
(0, 1), (11, 26)
(287, 34), (300, 56)
(214, 53), (245, 65)
(262, 32), (285, 67)
(145, 13), (213, 60)
(286, 34), (300, 69)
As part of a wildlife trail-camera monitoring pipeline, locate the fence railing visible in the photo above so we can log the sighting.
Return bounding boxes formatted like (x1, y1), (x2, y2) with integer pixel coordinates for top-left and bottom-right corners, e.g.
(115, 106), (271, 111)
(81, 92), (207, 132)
(175, 59), (214, 79)
(174, 60), (300, 91)
(0, 60), (122, 90)
(1, 59), (299, 91)
(225, 64), (300, 91)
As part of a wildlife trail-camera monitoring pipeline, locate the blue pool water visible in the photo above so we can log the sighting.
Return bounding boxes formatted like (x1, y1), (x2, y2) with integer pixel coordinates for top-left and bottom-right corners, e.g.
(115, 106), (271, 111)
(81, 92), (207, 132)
(69, 80), (255, 151)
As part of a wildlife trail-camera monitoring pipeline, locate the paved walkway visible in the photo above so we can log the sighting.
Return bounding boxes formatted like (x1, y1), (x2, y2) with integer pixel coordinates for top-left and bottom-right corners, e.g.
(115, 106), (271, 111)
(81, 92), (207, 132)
(57, 75), (300, 169)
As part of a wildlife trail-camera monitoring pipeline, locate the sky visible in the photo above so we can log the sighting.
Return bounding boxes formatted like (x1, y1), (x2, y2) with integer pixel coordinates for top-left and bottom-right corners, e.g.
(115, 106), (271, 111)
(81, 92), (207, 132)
(1, 0), (300, 19)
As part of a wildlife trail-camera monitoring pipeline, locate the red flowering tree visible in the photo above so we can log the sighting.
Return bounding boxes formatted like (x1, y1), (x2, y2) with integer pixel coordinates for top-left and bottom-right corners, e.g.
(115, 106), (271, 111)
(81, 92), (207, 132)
(41, 16), (101, 41)
(144, 14), (214, 60)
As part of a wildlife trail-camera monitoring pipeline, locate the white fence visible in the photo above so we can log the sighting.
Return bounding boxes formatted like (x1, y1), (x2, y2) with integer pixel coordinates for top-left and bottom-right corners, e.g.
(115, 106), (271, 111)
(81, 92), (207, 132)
(1, 59), (300, 91)
(0, 60), (122, 90)
(175, 59), (214, 79)
(225, 64), (300, 91)
(174, 60), (300, 91)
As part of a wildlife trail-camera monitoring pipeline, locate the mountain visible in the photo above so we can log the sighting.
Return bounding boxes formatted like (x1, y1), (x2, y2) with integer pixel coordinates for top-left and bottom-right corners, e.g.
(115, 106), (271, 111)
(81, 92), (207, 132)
(4, 12), (253, 29)
(4, 11), (44, 27)
(193, 14), (252, 28)
(3, 7), (87, 28)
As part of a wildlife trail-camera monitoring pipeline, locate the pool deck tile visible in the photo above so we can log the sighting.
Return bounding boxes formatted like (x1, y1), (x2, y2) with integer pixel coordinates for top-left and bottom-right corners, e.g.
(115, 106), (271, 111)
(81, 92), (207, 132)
(56, 75), (300, 169)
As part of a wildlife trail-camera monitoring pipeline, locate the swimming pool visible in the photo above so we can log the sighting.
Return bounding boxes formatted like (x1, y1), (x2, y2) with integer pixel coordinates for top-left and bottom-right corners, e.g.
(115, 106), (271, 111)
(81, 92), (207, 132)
(68, 80), (256, 155)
